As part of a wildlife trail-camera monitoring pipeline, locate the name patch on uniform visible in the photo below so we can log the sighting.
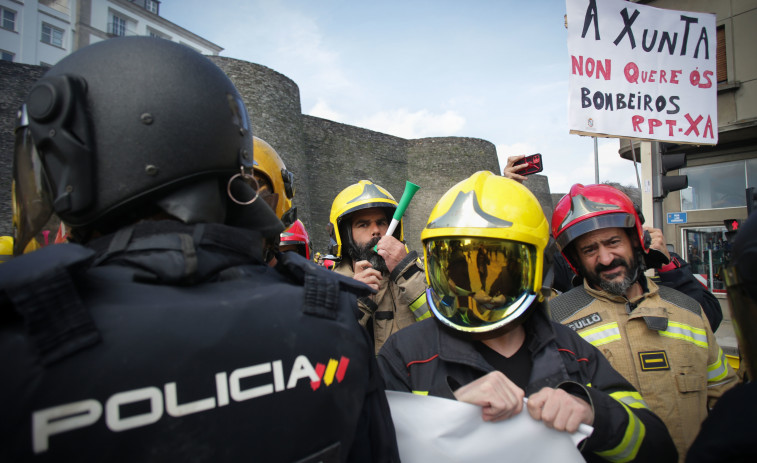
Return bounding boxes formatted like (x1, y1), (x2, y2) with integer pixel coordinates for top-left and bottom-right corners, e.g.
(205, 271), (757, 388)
(639, 350), (670, 371)
(567, 312), (602, 331)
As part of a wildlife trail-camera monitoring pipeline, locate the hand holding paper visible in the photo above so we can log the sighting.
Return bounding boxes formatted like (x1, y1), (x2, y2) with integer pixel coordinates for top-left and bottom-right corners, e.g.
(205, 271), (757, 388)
(386, 391), (593, 463)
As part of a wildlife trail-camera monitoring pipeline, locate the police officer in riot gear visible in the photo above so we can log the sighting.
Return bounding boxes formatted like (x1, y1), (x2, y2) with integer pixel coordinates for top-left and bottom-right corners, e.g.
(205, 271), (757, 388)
(0, 37), (398, 462)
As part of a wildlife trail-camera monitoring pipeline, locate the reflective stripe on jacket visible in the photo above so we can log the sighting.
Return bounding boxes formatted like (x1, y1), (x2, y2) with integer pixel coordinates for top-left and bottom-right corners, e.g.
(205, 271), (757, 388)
(550, 277), (738, 462)
(378, 307), (678, 462)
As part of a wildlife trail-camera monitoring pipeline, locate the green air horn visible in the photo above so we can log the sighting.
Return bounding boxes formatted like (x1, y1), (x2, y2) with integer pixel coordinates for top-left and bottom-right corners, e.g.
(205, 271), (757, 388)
(375, 181), (420, 251)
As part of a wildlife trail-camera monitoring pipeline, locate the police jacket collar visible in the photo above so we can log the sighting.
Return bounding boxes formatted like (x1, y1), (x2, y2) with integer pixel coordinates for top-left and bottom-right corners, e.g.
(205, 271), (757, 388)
(87, 221), (267, 285)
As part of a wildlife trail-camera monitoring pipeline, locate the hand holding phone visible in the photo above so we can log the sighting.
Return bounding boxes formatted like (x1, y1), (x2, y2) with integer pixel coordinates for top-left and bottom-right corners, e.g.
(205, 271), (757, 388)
(503, 154), (543, 182)
(512, 153), (543, 176)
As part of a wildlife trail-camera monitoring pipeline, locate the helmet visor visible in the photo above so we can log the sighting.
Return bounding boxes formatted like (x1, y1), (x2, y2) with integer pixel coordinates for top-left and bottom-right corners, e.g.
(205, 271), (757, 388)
(13, 115), (53, 256)
(425, 237), (538, 332)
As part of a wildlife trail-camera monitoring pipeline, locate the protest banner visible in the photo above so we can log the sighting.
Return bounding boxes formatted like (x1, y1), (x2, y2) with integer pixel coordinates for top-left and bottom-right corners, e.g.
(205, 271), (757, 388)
(567, 0), (717, 145)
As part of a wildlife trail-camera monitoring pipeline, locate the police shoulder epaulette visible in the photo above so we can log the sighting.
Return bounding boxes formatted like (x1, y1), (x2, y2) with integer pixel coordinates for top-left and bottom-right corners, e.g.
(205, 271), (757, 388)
(548, 286), (596, 323)
(277, 252), (372, 319)
(0, 243), (99, 366)
(656, 285), (702, 316)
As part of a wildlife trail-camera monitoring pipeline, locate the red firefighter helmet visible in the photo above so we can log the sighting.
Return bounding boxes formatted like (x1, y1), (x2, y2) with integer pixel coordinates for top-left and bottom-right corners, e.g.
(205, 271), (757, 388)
(280, 219), (312, 260)
(552, 183), (648, 271)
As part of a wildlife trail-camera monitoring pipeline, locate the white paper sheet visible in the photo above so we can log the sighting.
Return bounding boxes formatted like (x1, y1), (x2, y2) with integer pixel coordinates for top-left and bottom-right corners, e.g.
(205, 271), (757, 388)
(386, 390), (592, 463)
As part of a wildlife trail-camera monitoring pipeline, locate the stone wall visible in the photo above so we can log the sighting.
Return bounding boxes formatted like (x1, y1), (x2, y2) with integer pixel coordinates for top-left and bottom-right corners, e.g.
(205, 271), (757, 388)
(0, 62), (46, 237)
(300, 120), (502, 252)
(0, 55), (554, 254)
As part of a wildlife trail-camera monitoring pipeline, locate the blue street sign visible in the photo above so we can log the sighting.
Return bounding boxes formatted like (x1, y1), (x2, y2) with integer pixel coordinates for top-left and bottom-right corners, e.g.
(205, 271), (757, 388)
(667, 212), (688, 224)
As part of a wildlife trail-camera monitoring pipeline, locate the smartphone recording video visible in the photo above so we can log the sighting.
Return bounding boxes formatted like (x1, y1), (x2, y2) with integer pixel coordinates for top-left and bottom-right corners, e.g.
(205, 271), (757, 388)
(512, 153), (543, 176)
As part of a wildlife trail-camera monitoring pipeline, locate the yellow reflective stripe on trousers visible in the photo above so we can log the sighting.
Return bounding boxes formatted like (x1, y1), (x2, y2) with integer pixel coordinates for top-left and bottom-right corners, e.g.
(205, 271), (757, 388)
(410, 292), (431, 320)
(659, 321), (708, 349)
(411, 390), (428, 396)
(578, 322), (621, 347)
(707, 347), (729, 383)
(610, 390), (650, 410)
(595, 403), (645, 463)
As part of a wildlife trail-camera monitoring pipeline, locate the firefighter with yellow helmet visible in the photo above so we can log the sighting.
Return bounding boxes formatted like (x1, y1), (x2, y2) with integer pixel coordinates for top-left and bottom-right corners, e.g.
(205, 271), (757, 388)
(251, 136), (305, 266)
(252, 136), (296, 228)
(549, 183), (738, 461)
(378, 171), (677, 461)
(329, 180), (430, 353)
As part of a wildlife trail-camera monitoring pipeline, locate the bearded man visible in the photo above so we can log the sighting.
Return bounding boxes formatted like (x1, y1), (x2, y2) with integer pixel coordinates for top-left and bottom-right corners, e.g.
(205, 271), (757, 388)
(328, 181), (430, 354)
(548, 183), (738, 462)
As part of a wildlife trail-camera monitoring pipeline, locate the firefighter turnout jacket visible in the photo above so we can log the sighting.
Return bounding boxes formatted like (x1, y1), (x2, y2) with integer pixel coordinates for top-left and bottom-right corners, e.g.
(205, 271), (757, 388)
(0, 222), (399, 462)
(550, 277), (738, 462)
(378, 305), (678, 462)
(334, 250), (430, 354)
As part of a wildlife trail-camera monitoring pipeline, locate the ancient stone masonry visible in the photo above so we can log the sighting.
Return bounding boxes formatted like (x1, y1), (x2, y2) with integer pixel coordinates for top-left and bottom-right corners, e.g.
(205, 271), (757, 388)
(1, 55), (553, 253)
(0, 62), (46, 238)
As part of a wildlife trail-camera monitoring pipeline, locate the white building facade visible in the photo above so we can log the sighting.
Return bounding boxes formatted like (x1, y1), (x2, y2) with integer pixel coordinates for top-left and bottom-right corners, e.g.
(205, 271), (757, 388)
(0, 0), (221, 66)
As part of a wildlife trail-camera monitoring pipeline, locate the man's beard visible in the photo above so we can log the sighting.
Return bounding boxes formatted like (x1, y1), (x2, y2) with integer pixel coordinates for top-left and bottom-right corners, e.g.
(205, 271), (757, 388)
(582, 250), (643, 296)
(348, 236), (388, 273)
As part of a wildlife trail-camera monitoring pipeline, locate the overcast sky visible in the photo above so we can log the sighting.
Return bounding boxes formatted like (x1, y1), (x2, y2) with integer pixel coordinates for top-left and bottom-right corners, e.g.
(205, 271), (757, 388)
(161, 0), (642, 194)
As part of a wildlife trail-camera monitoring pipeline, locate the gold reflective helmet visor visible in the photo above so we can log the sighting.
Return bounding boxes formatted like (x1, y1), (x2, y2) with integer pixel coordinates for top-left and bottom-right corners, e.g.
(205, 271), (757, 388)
(425, 237), (538, 332)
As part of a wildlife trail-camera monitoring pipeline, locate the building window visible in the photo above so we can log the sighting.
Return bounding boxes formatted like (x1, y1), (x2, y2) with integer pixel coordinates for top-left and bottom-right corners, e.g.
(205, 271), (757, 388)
(748, 158), (757, 189)
(716, 25), (727, 83)
(1, 49), (14, 62)
(145, 0), (159, 15)
(41, 23), (65, 48)
(1, 6), (16, 31)
(680, 160), (754, 211)
(110, 14), (127, 36)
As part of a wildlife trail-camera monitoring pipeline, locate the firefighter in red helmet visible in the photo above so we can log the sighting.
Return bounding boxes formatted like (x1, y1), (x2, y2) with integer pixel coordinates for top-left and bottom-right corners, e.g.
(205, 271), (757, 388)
(280, 219), (312, 260)
(549, 183), (738, 461)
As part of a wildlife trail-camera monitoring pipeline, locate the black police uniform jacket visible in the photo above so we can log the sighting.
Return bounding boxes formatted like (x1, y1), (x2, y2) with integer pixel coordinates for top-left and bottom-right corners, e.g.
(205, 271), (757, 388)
(377, 304), (678, 462)
(0, 222), (399, 462)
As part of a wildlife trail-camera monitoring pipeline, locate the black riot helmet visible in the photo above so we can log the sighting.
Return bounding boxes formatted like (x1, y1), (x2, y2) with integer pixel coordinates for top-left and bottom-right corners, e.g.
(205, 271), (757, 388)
(12, 37), (272, 254)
